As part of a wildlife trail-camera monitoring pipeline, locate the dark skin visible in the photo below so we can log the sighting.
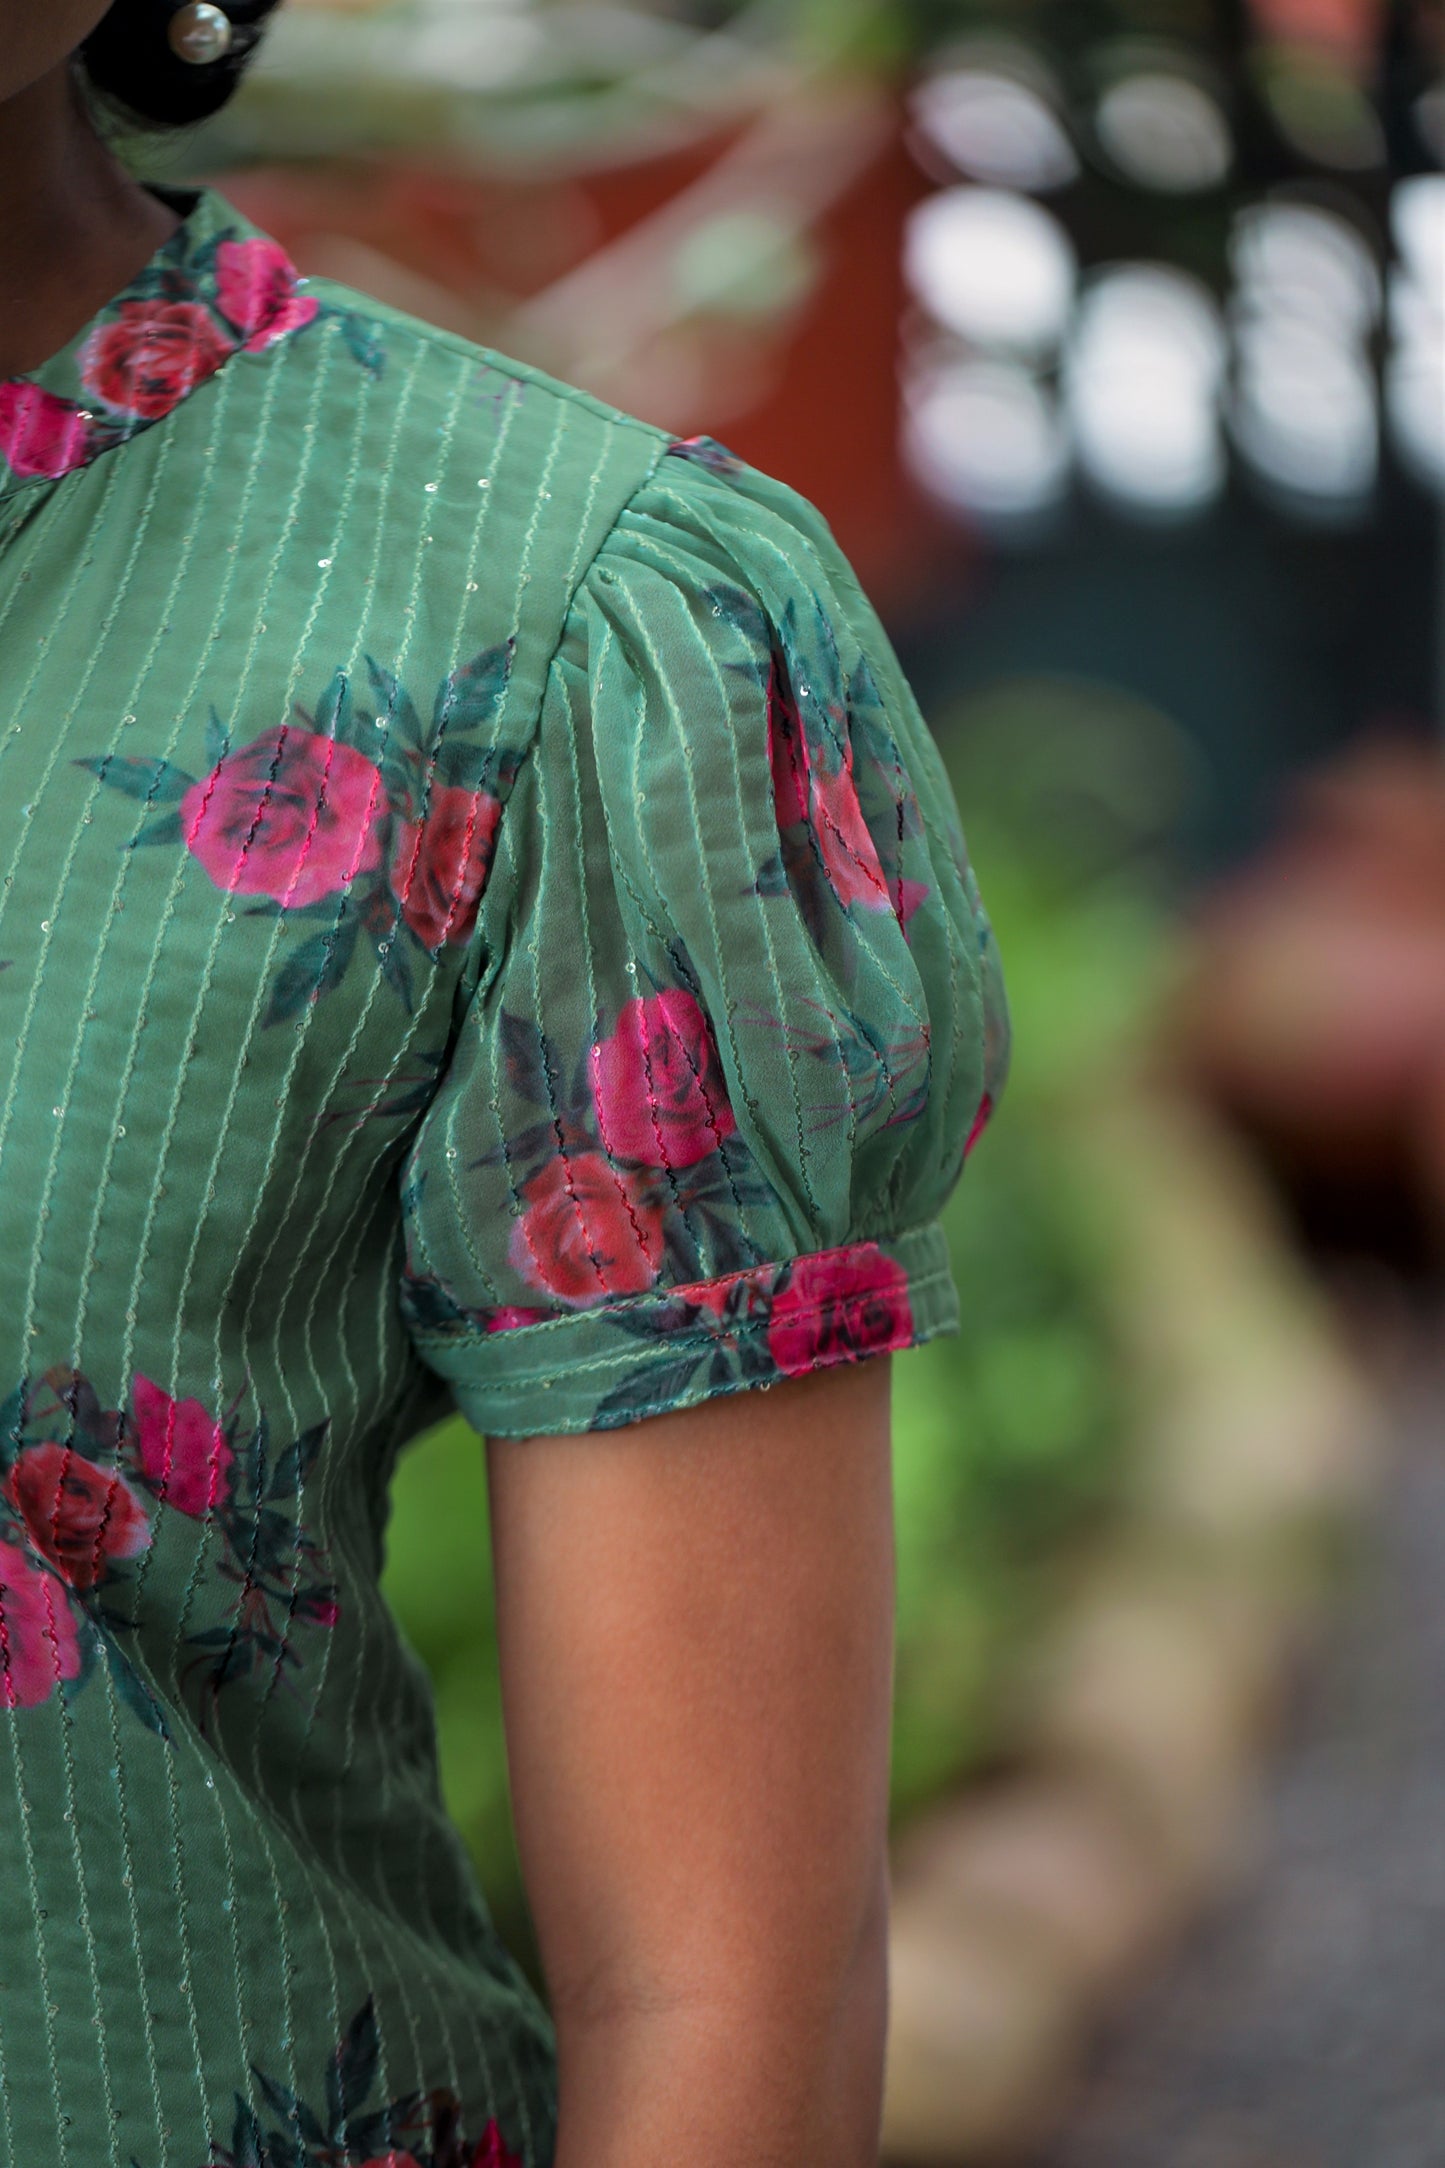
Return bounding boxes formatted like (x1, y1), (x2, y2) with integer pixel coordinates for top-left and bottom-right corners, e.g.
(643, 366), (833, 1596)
(2, 12), (897, 2160)
(0, 4), (180, 376)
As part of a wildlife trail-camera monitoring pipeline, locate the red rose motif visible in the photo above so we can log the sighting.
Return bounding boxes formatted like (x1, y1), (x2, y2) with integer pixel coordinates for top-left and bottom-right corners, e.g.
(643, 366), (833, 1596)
(964, 1091), (994, 1158)
(181, 724), (385, 908)
(467, 2123), (525, 2168)
(766, 666), (811, 830)
(0, 1538), (82, 1710)
(215, 237), (320, 354)
(4, 1442), (151, 1591)
(0, 381), (92, 479)
(508, 1152), (665, 1304)
(132, 1375), (234, 1518)
(79, 299), (234, 421)
(767, 674), (926, 927)
(589, 987), (736, 1172)
(390, 785), (503, 950)
(765, 1242), (914, 1379)
(809, 744), (892, 915)
(668, 1275), (735, 1319)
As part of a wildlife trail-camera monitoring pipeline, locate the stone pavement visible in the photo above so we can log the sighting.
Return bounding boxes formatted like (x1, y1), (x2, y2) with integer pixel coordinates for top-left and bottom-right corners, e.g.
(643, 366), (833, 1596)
(1041, 1332), (1445, 2168)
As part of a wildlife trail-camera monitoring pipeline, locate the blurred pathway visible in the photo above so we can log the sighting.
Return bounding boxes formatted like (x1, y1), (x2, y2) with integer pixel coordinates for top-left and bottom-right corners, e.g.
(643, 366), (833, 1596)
(1042, 1328), (1445, 2168)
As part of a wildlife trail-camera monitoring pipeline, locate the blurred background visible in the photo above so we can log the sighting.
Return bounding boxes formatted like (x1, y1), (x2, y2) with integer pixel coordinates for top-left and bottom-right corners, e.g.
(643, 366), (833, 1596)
(161, 1), (1442, 2159)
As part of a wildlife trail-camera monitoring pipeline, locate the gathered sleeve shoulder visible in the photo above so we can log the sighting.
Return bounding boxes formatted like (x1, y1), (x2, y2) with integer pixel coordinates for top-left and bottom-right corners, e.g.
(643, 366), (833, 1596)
(395, 438), (1010, 1435)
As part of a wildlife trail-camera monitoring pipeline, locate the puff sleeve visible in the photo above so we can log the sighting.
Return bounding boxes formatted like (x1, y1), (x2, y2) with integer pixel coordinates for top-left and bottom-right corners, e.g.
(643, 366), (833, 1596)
(396, 438), (1010, 1435)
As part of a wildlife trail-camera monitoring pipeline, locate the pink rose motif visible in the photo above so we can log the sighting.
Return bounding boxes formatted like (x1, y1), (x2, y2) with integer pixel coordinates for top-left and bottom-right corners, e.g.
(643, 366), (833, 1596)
(964, 1091), (994, 1158)
(808, 744), (892, 914)
(483, 1304), (555, 1333)
(766, 665), (811, 830)
(667, 1275), (736, 1320)
(0, 1538), (82, 1710)
(508, 1152), (665, 1304)
(215, 237), (321, 354)
(79, 298), (234, 421)
(466, 2124), (526, 2168)
(390, 785), (503, 950)
(3, 1442), (151, 1592)
(181, 724), (385, 909)
(0, 381), (92, 480)
(767, 673), (925, 929)
(132, 1375), (234, 1518)
(766, 1242), (914, 1378)
(589, 987), (736, 1172)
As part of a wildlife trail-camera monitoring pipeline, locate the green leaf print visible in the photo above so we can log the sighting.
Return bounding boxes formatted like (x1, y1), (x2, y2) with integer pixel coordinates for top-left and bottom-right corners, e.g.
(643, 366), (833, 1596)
(75, 751), (197, 802)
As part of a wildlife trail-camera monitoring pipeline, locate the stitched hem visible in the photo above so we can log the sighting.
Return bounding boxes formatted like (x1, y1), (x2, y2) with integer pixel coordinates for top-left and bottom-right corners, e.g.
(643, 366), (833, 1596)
(409, 1224), (959, 1436)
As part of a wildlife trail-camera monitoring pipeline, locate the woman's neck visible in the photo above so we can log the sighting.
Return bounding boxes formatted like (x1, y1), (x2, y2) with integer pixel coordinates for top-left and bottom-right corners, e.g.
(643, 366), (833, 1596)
(0, 62), (181, 377)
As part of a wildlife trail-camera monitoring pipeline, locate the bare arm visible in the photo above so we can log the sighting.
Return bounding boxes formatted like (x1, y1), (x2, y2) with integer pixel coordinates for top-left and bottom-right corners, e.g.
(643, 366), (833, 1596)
(485, 1355), (896, 2168)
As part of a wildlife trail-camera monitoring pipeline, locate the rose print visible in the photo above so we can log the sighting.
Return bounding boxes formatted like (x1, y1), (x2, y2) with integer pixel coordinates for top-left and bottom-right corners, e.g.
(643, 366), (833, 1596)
(466, 2127), (526, 2168)
(809, 739), (894, 913)
(81, 644), (519, 1025)
(180, 1996), (526, 2168)
(132, 1375), (235, 1517)
(0, 381), (92, 480)
(181, 724), (386, 908)
(665, 432), (747, 478)
(390, 783), (503, 950)
(0, 1537), (83, 1710)
(766, 659), (811, 829)
(484, 1304), (556, 1332)
(509, 1151), (666, 1303)
(589, 987), (737, 1172)
(78, 298), (234, 421)
(0, 1364), (336, 1735)
(3, 1441), (151, 1591)
(214, 236), (320, 353)
(964, 1090), (994, 1158)
(766, 672), (926, 925)
(766, 1242), (913, 1378)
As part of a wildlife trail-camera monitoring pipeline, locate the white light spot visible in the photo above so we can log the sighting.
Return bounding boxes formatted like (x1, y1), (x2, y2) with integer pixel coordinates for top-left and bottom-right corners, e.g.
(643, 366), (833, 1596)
(1231, 200), (1381, 336)
(910, 68), (1078, 192)
(1066, 265), (1226, 514)
(1095, 72), (1232, 193)
(1231, 317), (1377, 504)
(1392, 176), (1445, 314)
(903, 358), (1070, 520)
(905, 188), (1076, 354)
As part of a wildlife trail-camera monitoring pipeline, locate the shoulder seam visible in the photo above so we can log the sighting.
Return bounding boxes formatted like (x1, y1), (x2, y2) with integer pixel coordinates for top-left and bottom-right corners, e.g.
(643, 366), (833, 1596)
(298, 275), (673, 452)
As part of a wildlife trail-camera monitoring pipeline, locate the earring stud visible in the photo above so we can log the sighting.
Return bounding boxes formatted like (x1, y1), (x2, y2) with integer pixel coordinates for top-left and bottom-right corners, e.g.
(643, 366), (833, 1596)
(167, 2), (234, 65)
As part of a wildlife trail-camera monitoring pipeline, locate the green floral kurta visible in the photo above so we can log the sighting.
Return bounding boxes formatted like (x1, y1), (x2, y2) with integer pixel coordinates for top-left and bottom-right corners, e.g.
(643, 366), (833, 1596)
(0, 182), (1008, 2165)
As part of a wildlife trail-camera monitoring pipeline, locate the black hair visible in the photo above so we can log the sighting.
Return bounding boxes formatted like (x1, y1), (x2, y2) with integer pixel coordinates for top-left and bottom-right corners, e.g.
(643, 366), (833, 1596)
(77, 1), (284, 130)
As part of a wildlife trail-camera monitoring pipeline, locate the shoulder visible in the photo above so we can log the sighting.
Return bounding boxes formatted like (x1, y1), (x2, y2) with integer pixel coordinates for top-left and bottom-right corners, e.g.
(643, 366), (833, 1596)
(286, 267), (674, 499)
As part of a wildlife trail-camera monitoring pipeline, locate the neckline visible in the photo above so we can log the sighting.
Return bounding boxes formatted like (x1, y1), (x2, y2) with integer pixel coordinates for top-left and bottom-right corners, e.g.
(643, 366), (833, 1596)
(0, 184), (321, 503)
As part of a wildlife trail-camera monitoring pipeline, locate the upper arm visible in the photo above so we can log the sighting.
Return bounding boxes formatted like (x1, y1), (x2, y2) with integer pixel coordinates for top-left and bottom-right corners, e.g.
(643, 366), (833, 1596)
(484, 1353), (896, 2022)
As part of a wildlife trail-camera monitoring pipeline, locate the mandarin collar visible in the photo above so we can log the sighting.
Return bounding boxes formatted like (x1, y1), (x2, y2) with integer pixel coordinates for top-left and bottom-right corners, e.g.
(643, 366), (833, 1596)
(0, 184), (323, 504)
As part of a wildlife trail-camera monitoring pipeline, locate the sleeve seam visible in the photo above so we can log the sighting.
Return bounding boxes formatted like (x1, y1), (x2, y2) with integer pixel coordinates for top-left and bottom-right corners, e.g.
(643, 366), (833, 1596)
(407, 1248), (954, 1372)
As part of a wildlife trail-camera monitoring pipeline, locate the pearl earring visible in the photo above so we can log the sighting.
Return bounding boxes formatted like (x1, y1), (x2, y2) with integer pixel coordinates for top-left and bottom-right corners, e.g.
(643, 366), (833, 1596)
(167, 3), (234, 65)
